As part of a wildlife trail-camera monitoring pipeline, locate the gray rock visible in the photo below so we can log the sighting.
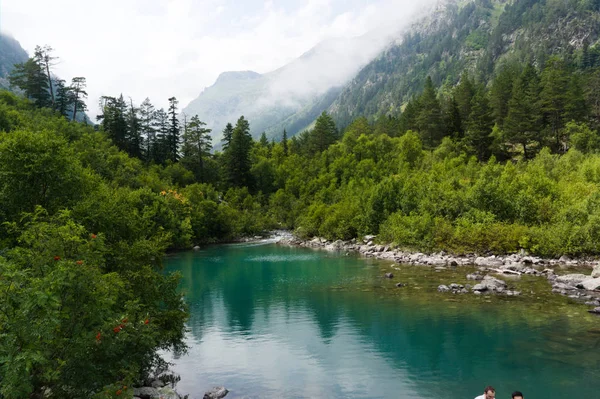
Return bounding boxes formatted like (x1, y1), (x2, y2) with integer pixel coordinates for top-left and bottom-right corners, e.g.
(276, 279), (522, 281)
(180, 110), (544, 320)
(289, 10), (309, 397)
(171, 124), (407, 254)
(585, 300), (600, 306)
(396, 282), (406, 288)
(588, 307), (600, 314)
(204, 386), (229, 399)
(193, 246), (201, 250)
(449, 283), (460, 290)
(474, 291), (482, 295)
(481, 275), (507, 291)
(577, 278), (600, 291)
(552, 283), (577, 291)
(460, 288), (469, 294)
(559, 255), (571, 262)
(438, 285), (450, 293)
(592, 264), (600, 279)
(151, 380), (165, 389)
(472, 283), (486, 291)
(556, 274), (587, 285)
(465, 284), (472, 290)
(158, 387), (182, 399)
(467, 273), (484, 281)
(134, 387), (161, 399)
(475, 256), (504, 267)
(450, 260), (458, 267)
(385, 273), (394, 279)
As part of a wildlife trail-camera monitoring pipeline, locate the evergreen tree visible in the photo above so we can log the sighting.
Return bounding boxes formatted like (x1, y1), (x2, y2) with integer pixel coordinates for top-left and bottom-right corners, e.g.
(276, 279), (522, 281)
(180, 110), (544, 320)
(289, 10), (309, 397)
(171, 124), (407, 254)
(182, 115), (212, 182)
(489, 64), (517, 127)
(308, 111), (338, 154)
(259, 132), (269, 147)
(70, 77), (87, 121)
(167, 97), (180, 162)
(444, 96), (463, 139)
(416, 77), (445, 148)
(54, 79), (72, 118)
(8, 58), (50, 107)
(466, 88), (494, 161)
(398, 98), (419, 134)
(224, 116), (254, 188)
(540, 57), (569, 151)
(153, 108), (170, 164)
(125, 98), (143, 159)
(221, 123), (234, 150)
(282, 129), (289, 156)
(35, 45), (57, 108)
(504, 64), (542, 158)
(97, 95), (128, 151)
(586, 69), (600, 129)
(454, 71), (475, 129)
(139, 98), (156, 161)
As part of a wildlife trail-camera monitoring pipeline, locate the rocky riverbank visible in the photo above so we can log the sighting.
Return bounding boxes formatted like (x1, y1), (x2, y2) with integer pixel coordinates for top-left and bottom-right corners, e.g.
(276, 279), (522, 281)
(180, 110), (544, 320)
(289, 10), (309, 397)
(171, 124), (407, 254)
(277, 235), (600, 312)
(132, 380), (228, 399)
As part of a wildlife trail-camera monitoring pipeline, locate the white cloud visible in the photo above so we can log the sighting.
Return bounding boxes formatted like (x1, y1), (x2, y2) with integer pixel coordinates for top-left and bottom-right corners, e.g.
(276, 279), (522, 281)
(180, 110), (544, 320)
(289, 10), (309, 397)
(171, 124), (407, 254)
(1, 0), (431, 118)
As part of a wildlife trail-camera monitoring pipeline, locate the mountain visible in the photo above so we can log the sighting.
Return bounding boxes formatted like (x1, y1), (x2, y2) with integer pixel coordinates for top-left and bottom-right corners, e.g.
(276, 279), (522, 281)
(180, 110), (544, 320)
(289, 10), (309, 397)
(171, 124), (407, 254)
(0, 33), (29, 88)
(329, 0), (600, 126)
(183, 33), (397, 143)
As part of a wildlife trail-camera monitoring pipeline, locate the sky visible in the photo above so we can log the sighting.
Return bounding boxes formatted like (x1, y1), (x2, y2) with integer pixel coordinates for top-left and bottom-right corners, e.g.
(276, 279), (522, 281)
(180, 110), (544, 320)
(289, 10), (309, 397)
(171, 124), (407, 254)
(1, 0), (429, 118)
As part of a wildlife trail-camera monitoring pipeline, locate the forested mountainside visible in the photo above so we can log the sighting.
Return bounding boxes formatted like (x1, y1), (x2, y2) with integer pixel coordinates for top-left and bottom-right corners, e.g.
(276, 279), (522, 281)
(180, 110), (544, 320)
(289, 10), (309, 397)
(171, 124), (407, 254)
(0, 33), (29, 88)
(330, 0), (600, 126)
(183, 34), (393, 142)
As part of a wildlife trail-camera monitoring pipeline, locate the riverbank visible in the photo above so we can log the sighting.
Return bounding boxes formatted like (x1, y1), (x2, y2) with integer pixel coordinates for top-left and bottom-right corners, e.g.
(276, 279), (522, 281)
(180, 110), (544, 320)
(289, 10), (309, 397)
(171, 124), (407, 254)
(277, 234), (600, 312)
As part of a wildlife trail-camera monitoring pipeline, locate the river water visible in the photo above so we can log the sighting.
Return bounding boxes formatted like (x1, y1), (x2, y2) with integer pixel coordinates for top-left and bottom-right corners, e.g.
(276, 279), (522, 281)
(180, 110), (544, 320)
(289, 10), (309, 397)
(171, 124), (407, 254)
(163, 240), (600, 398)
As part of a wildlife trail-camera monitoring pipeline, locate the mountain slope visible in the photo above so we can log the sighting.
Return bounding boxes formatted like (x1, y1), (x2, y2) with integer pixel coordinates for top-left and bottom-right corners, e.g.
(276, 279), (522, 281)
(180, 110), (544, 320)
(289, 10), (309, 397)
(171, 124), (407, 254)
(183, 33), (396, 143)
(0, 33), (29, 88)
(329, 0), (600, 126)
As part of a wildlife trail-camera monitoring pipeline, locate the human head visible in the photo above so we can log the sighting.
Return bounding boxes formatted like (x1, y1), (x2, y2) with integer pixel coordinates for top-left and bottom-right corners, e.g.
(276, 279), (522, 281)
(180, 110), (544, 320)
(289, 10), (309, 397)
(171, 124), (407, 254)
(512, 392), (524, 399)
(484, 386), (495, 399)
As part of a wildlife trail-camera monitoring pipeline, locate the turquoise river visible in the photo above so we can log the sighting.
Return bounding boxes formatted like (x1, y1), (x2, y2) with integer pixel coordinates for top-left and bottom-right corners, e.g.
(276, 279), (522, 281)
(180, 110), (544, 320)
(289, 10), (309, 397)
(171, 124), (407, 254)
(163, 240), (600, 399)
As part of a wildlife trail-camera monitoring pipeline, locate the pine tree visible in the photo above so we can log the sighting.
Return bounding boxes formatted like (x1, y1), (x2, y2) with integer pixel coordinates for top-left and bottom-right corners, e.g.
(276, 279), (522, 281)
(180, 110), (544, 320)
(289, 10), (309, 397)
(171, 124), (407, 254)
(564, 74), (588, 124)
(224, 116), (254, 188)
(54, 79), (72, 118)
(221, 123), (234, 150)
(153, 108), (170, 164)
(259, 132), (269, 147)
(167, 97), (180, 162)
(139, 98), (156, 161)
(454, 71), (475, 129)
(282, 129), (289, 156)
(466, 88), (494, 161)
(416, 76), (444, 148)
(182, 115), (212, 182)
(35, 45), (57, 108)
(70, 77), (88, 121)
(444, 96), (463, 139)
(489, 64), (517, 127)
(125, 98), (143, 159)
(8, 58), (50, 107)
(398, 98), (419, 134)
(97, 95), (128, 151)
(308, 111), (338, 154)
(504, 64), (542, 159)
(540, 57), (569, 151)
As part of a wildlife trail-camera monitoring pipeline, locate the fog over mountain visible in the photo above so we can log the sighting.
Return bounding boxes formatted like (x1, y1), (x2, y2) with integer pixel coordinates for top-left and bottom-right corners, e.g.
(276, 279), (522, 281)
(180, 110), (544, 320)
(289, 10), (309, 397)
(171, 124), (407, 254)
(183, 1), (438, 142)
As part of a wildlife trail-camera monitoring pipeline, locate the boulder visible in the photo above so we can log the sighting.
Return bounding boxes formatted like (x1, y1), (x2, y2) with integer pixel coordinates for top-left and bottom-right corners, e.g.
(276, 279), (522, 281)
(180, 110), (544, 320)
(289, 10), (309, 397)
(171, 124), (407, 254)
(474, 256), (504, 267)
(585, 300), (600, 306)
(437, 285), (450, 293)
(204, 387), (229, 399)
(552, 283), (577, 291)
(588, 307), (600, 315)
(481, 275), (507, 291)
(467, 273), (484, 281)
(395, 282), (406, 288)
(472, 283), (486, 292)
(193, 246), (201, 250)
(151, 380), (165, 389)
(559, 255), (571, 263)
(577, 278), (600, 291)
(158, 387), (182, 399)
(592, 264), (600, 279)
(134, 387), (161, 399)
(384, 273), (394, 279)
(555, 274), (587, 285)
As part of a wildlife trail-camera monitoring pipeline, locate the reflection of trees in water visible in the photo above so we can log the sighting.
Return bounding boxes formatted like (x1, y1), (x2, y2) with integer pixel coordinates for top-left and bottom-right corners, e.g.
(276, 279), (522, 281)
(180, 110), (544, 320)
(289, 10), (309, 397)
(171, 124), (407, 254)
(167, 245), (600, 398)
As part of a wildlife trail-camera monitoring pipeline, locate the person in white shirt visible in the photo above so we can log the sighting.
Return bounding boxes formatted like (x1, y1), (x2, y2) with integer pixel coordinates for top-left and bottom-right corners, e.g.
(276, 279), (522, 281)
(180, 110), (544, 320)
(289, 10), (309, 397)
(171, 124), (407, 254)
(474, 386), (495, 399)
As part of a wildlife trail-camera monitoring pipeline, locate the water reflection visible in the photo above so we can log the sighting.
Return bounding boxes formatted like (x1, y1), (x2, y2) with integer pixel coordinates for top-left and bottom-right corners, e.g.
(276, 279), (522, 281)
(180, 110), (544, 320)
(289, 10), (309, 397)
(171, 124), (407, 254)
(164, 243), (600, 399)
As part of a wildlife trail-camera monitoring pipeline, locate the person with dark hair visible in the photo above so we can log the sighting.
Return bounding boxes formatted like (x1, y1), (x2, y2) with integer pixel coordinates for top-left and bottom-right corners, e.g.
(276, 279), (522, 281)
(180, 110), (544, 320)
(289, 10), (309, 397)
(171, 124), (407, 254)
(474, 386), (496, 399)
(512, 392), (524, 399)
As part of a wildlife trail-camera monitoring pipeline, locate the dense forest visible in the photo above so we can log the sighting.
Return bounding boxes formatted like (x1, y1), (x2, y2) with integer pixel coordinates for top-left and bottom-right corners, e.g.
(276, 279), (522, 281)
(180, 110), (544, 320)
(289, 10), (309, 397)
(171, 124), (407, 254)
(3, 0), (600, 397)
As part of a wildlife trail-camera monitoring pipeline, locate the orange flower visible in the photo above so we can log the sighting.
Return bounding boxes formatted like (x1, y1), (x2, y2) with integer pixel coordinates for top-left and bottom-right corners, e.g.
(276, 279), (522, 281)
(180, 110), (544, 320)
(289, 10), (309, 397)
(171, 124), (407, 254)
(76, 260), (83, 265)
(96, 332), (101, 341)
(53, 256), (61, 261)
(91, 234), (97, 239)
(113, 326), (121, 333)
(121, 318), (128, 323)
(160, 190), (167, 196)
(123, 386), (127, 390)
(144, 318), (149, 324)
(116, 389), (122, 396)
